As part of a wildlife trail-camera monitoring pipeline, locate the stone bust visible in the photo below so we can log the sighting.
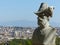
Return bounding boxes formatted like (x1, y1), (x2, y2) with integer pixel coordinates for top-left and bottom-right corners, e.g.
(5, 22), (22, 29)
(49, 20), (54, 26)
(32, 3), (56, 45)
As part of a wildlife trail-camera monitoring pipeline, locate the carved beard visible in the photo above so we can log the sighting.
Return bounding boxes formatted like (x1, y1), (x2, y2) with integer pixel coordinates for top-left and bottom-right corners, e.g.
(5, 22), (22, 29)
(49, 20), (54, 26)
(38, 16), (50, 29)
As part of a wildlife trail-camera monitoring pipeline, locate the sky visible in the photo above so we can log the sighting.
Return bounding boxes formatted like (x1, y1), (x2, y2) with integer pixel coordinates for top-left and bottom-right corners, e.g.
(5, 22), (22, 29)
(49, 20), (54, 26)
(0, 0), (60, 27)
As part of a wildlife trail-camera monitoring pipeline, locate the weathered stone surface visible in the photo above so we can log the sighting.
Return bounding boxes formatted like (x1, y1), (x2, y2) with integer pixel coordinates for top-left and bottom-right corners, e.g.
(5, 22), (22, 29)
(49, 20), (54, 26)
(32, 3), (56, 45)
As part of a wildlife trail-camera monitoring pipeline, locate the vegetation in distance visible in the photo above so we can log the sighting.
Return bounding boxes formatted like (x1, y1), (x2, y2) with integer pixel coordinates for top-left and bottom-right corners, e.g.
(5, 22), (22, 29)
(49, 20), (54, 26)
(0, 36), (60, 45)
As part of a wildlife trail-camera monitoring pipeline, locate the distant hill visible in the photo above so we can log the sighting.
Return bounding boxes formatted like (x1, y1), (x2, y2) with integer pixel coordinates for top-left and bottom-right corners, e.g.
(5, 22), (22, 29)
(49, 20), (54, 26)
(0, 20), (37, 27)
(0, 20), (59, 27)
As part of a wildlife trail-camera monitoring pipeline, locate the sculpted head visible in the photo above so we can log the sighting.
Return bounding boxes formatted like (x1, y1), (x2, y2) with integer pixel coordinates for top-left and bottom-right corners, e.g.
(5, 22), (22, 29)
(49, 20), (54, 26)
(35, 3), (54, 18)
(34, 3), (55, 28)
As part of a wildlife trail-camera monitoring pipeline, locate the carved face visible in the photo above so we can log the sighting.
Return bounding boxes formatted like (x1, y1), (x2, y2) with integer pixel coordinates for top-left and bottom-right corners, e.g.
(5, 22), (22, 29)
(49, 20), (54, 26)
(47, 6), (54, 17)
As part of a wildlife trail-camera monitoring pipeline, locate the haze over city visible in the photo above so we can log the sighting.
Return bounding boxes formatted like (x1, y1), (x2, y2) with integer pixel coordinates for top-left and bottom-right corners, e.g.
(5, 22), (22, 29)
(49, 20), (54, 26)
(0, 0), (60, 27)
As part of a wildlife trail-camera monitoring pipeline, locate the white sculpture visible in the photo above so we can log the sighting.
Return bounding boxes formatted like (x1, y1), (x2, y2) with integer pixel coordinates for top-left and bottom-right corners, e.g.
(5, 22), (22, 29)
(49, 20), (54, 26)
(32, 3), (56, 45)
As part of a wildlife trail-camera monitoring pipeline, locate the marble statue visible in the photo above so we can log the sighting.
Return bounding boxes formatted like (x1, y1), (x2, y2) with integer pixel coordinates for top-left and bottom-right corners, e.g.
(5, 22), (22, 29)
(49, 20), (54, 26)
(32, 3), (56, 45)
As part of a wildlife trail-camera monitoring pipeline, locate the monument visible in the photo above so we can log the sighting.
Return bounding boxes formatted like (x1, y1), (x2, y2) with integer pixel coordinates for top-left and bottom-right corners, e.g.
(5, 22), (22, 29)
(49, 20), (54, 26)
(32, 3), (56, 45)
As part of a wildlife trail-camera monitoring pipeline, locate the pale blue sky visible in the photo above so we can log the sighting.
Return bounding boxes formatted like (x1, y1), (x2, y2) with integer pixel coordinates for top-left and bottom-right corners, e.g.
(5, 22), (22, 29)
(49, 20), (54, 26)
(0, 0), (60, 26)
